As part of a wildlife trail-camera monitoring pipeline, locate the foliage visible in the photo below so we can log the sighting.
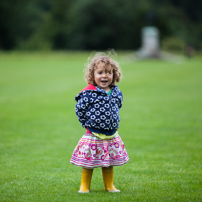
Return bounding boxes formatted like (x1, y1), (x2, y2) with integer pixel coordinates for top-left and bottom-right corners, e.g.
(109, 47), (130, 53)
(0, 52), (202, 201)
(162, 37), (185, 52)
(0, 0), (201, 50)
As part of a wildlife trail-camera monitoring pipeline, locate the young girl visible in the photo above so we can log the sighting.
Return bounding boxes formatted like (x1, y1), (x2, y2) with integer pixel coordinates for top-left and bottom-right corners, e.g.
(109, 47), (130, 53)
(70, 52), (129, 193)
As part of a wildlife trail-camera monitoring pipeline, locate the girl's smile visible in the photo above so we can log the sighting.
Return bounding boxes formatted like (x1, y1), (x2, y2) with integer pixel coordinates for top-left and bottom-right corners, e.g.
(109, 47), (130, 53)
(94, 62), (113, 92)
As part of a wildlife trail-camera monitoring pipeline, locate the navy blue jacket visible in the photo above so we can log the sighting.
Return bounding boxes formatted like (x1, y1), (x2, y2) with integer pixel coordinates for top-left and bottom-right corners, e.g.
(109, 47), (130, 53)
(75, 84), (123, 135)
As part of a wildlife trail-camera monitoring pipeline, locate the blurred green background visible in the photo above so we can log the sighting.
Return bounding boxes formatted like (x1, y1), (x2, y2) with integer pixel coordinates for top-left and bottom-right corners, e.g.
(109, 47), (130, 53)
(0, 0), (202, 201)
(0, 0), (202, 51)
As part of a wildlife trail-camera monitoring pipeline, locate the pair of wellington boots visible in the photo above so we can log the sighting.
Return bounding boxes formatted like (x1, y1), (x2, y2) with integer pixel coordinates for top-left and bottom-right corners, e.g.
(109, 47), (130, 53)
(78, 166), (120, 193)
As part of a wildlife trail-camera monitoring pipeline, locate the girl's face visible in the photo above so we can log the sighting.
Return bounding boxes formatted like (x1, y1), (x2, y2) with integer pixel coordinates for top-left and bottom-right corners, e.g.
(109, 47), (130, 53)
(94, 62), (113, 92)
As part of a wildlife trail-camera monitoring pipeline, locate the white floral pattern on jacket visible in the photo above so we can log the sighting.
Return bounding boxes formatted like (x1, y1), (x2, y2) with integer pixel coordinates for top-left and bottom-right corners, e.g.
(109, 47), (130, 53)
(75, 84), (123, 131)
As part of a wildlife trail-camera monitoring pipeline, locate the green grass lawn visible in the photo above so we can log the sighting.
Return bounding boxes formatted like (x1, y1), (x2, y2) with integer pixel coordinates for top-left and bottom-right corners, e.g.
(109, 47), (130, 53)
(0, 51), (202, 201)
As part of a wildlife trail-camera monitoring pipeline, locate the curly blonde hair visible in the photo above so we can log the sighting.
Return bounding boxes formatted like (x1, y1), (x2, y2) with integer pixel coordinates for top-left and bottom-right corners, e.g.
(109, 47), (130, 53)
(84, 51), (122, 87)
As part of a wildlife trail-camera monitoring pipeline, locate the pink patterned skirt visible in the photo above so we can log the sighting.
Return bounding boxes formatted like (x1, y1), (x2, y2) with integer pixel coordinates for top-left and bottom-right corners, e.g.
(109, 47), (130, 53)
(70, 132), (129, 168)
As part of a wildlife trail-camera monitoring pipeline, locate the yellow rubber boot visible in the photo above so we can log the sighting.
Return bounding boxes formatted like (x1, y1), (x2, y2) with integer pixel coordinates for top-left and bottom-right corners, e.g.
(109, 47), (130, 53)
(102, 167), (120, 192)
(78, 167), (93, 193)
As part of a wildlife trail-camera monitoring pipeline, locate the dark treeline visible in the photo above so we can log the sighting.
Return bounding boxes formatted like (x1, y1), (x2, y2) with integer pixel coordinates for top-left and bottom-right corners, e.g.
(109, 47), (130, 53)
(0, 0), (201, 50)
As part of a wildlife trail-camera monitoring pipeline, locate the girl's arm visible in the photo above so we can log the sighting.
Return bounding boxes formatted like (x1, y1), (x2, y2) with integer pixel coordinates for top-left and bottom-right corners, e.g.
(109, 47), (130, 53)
(75, 93), (90, 127)
(117, 91), (123, 109)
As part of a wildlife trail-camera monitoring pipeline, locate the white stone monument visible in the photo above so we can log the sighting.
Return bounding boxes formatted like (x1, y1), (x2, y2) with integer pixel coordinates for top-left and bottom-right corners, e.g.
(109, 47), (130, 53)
(138, 26), (161, 58)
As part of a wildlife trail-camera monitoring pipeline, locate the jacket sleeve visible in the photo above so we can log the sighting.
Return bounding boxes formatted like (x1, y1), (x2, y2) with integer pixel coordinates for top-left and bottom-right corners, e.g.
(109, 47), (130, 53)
(117, 91), (123, 109)
(75, 92), (90, 127)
